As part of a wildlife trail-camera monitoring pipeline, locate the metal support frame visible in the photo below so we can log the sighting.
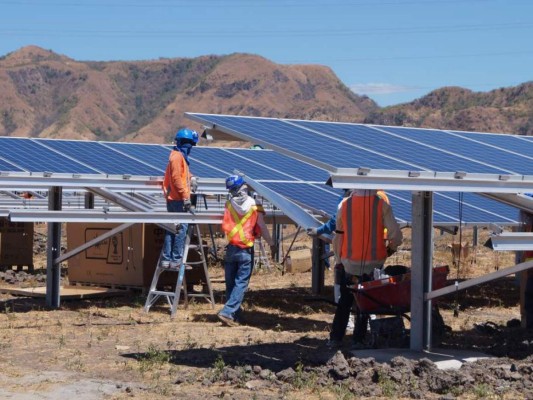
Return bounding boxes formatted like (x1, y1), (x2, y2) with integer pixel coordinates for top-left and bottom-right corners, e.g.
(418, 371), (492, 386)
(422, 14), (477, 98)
(272, 223), (282, 263)
(54, 223), (134, 265)
(46, 186), (62, 308)
(410, 191), (434, 351)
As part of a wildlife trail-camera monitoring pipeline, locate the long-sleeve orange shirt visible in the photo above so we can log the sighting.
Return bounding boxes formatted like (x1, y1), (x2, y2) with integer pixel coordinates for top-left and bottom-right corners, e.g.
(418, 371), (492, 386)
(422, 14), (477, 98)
(162, 150), (191, 201)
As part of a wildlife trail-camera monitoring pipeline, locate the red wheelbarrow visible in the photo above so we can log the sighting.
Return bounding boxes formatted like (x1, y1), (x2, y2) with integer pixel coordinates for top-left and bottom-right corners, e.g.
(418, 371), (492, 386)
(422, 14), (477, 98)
(350, 265), (450, 347)
(353, 265), (450, 314)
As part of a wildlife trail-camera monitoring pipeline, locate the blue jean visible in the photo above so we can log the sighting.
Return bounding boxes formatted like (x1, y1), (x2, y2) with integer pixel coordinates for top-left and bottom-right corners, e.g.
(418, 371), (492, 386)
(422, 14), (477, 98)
(220, 244), (254, 321)
(162, 200), (188, 263)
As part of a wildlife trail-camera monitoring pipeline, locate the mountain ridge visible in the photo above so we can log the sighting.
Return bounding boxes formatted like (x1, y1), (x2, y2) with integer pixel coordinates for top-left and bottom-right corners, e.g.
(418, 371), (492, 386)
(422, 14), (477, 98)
(1, 46), (531, 142)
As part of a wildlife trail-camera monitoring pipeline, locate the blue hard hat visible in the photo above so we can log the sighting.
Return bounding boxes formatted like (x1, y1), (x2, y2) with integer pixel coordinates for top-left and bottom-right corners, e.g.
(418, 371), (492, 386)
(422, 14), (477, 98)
(226, 175), (245, 191)
(175, 128), (199, 145)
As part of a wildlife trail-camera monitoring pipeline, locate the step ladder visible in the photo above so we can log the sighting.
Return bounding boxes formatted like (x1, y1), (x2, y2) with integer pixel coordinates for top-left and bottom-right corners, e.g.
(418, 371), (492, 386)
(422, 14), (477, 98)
(254, 237), (271, 270)
(144, 223), (215, 318)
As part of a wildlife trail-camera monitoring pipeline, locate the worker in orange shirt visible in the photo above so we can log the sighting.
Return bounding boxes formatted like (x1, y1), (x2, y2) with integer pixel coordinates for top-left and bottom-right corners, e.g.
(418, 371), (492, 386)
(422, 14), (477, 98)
(328, 189), (402, 349)
(161, 128), (198, 268)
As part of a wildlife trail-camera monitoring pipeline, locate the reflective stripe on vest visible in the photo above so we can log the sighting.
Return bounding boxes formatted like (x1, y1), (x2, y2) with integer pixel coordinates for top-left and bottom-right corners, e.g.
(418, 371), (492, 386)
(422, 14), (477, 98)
(225, 201), (258, 248)
(341, 195), (387, 262)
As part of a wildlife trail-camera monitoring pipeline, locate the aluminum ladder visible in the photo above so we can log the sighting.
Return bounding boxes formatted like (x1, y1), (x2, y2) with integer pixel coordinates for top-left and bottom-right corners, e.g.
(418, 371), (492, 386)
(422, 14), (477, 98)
(143, 223), (215, 318)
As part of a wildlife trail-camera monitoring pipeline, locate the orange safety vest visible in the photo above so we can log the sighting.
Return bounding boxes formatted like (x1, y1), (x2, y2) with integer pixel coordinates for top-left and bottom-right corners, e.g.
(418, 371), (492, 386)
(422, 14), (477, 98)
(340, 194), (387, 262)
(162, 151), (191, 201)
(376, 190), (390, 241)
(222, 201), (261, 249)
(377, 190), (390, 205)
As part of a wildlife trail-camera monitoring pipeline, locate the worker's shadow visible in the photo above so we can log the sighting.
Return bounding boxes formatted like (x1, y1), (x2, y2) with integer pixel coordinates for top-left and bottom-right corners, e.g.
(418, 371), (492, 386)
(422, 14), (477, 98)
(192, 308), (330, 333)
(193, 285), (335, 332)
(122, 336), (333, 372)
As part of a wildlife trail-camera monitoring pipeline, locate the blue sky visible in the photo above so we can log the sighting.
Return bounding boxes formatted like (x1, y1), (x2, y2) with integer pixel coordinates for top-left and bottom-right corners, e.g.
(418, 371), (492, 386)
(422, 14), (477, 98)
(1, 0), (532, 106)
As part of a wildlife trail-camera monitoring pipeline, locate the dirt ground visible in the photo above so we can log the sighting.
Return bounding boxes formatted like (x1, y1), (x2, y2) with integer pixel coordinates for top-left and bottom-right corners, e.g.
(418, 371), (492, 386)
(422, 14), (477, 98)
(1, 227), (533, 399)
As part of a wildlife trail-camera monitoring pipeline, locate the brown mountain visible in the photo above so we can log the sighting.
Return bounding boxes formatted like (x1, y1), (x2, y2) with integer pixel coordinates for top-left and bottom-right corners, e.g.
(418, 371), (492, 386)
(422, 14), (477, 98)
(2, 46), (532, 141)
(0, 46), (377, 143)
(365, 84), (533, 135)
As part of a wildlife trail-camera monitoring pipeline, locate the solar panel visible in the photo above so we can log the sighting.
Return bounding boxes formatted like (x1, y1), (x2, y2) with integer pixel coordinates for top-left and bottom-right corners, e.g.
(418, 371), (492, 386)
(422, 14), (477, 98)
(0, 133), (521, 225)
(191, 147), (295, 181)
(224, 148), (330, 182)
(39, 139), (163, 176)
(190, 114), (416, 171)
(0, 138), (99, 174)
(186, 113), (526, 225)
(0, 157), (24, 172)
(291, 121), (507, 174)
(450, 130), (533, 159)
(377, 126), (532, 174)
(189, 113), (533, 175)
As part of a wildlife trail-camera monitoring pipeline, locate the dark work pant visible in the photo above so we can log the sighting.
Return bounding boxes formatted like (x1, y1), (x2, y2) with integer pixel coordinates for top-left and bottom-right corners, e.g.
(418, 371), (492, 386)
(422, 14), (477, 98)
(330, 266), (371, 342)
(525, 274), (533, 329)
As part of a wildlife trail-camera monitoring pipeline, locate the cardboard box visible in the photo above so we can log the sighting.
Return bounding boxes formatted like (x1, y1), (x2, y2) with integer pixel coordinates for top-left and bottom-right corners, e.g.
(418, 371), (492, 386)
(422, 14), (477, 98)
(67, 223), (209, 288)
(0, 219), (33, 268)
(284, 248), (312, 273)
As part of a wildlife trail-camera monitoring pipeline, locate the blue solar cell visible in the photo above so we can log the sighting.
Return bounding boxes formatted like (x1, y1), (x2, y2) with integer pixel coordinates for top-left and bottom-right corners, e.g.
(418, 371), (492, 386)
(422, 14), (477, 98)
(106, 143), (228, 178)
(379, 126), (533, 175)
(189, 114), (416, 170)
(448, 131), (533, 163)
(390, 191), (518, 224)
(0, 138), (99, 174)
(292, 121), (507, 174)
(39, 139), (163, 176)
(191, 147), (296, 181)
(102, 142), (170, 171)
(0, 157), (24, 172)
(224, 148), (330, 182)
(262, 182), (343, 216)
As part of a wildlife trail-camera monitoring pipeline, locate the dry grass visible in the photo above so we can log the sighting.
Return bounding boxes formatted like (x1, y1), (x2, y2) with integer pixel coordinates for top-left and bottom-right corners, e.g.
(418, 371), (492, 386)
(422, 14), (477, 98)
(0, 226), (523, 399)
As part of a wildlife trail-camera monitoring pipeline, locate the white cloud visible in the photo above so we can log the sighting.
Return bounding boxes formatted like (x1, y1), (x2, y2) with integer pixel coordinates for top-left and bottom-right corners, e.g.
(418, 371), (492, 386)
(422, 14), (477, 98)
(350, 83), (418, 95)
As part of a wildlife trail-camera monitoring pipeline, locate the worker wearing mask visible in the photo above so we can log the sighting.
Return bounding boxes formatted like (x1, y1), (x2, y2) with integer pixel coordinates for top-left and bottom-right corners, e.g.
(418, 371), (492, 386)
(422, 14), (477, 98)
(218, 175), (273, 326)
(161, 128), (198, 268)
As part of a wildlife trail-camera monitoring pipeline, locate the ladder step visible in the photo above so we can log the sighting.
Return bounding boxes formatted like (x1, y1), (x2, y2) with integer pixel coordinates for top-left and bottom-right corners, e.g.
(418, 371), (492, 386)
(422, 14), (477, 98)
(151, 290), (176, 297)
(186, 261), (204, 266)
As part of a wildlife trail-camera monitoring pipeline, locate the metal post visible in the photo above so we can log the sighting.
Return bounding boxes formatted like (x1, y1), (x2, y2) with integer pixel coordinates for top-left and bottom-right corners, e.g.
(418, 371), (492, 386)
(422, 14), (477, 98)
(46, 186), (62, 308)
(84, 192), (94, 209)
(472, 225), (478, 247)
(410, 191), (434, 351)
(271, 223), (282, 263)
(311, 237), (325, 294)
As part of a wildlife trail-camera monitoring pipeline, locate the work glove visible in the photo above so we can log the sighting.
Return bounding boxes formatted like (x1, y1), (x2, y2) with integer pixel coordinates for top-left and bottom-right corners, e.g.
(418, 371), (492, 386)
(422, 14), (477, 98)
(190, 177), (198, 193)
(183, 198), (192, 212)
(306, 227), (318, 237)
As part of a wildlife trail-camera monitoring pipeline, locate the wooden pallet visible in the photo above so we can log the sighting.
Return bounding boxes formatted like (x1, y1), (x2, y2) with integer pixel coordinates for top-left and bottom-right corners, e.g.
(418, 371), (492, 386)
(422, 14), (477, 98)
(69, 281), (144, 293)
(0, 284), (130, 299)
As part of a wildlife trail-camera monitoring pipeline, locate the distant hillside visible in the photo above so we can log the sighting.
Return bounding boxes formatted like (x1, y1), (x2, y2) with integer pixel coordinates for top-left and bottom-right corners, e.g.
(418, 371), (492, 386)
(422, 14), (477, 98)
(365, 84), (533, 135)
(0, 46), (377, 143)
(1, 46), (531, 141)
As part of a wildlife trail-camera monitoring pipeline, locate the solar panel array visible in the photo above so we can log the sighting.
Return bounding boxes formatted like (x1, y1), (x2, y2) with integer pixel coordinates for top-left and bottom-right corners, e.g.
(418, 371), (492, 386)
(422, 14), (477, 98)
(0, 135), (521, 225)
(186, 112), (533, 223)
(187, 113), (533, 175)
